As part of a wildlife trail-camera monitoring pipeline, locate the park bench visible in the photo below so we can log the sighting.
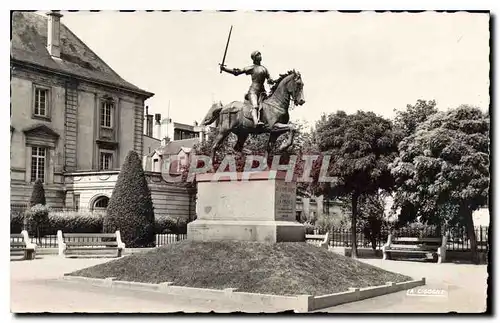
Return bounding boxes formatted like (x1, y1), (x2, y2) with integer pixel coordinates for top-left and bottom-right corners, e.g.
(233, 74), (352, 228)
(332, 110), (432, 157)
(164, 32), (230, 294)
(382, 234), (447, 264)
(57, 230), (125, 258)
(10, 230), (37, 260)
(305, 232), (330, 249)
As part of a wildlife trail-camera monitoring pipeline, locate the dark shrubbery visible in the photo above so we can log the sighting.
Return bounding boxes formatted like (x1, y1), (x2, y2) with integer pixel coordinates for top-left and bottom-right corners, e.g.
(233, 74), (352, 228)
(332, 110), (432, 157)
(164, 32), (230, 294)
(30, 179), (46, 206)
(10, 212), (24, 234)
(153, 216), (189, 234)
(24, 180), (49, 242)
(154, 216), (189, 234)
(25, 204), (50, 243)
(11, 207), (187, 236)
(398, 222), (440, 238)
(303, 222), (315, 234)
(177, 218), (188, 234)
(46, 210), (104, 235)
(103, 150), (156, 247)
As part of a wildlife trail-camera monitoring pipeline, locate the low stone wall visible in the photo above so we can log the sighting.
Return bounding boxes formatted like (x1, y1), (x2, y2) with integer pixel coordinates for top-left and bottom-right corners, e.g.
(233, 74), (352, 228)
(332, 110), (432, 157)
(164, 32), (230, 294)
(62, 275), (426, 312)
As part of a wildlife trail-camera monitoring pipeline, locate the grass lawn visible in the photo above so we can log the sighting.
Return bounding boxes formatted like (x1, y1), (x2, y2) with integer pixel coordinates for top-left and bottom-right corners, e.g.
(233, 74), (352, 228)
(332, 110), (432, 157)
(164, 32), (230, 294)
(68, 241), (413, 296)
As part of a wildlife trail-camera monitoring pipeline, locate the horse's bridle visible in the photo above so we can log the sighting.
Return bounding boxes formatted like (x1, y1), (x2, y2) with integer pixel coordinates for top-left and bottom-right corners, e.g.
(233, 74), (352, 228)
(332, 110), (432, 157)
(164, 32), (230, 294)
(288, 73), (302, 106)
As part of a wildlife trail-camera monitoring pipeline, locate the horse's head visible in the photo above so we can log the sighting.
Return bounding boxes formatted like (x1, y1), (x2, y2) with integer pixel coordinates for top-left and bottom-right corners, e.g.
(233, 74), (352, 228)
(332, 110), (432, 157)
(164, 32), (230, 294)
(276, 70), (305, 106)
(289, 71), (305, 106)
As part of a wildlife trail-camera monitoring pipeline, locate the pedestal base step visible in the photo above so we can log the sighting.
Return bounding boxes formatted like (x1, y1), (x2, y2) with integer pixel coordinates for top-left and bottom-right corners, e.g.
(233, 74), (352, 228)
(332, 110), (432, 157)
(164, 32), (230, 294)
(187, 220), (305, 243)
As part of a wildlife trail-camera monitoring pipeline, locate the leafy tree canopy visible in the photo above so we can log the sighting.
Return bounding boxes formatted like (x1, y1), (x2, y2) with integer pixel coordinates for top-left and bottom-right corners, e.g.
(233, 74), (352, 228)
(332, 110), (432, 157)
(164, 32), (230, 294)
(394, 99), (438, 137)
(314, 110), (400, 197)
(391, 105), (489, 226)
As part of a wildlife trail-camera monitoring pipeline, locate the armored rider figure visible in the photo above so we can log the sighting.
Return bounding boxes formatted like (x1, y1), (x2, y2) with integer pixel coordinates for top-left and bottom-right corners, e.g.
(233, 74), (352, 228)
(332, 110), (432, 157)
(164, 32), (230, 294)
(220, 51), (275, 127)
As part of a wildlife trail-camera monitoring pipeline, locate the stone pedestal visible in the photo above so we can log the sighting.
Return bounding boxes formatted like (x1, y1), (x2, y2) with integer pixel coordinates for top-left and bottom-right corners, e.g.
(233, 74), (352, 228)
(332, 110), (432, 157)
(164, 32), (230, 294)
(187, 171), (305, 243)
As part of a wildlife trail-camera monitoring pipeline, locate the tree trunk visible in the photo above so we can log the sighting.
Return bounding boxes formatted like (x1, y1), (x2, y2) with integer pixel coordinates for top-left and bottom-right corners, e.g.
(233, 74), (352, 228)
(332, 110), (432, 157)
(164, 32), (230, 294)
(351, 193), (359, 259)
(370, 230), (377, 251)
(463, 206), (479, 264)
(37, 227), (41, 246)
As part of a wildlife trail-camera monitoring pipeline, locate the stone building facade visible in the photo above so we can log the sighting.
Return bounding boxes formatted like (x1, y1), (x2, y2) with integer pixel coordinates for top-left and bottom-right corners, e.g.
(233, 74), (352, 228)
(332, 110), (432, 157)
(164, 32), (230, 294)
(10, 11), (196, 220)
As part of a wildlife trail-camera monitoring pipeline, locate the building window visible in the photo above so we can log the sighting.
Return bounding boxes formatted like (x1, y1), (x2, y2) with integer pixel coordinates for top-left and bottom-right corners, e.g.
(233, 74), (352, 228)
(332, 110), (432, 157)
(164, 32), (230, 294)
(31, 146), (46, 182)
(73, 194), (80, 211)
(100, 101), (113, 128)
(100, 152), (113, 170)
(33, 87), (49, 118)
(92, 195), (109, 214)
(94, 196), (109, 210)
(153, 158), (159, 172)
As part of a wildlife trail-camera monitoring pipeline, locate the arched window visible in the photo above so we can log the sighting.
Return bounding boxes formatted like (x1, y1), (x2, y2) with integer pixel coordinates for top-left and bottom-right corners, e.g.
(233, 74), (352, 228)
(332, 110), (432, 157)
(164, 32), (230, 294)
(93, 196), (109, 211)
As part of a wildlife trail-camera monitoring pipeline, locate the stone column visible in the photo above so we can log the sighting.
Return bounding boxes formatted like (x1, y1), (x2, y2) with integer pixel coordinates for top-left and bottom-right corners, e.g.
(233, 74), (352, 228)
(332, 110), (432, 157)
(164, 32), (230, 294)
(302, 197), (310, 222)
(316, 195), (324, 218)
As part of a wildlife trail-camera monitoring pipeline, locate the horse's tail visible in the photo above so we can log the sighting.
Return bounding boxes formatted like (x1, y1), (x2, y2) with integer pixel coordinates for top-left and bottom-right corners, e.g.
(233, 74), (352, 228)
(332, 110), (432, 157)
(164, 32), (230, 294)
(201, 102), (223, 126)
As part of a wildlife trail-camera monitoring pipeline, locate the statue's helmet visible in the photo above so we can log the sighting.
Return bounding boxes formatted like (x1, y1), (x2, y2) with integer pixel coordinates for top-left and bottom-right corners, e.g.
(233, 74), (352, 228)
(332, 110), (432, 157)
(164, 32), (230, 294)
(251, 51), (261, 60)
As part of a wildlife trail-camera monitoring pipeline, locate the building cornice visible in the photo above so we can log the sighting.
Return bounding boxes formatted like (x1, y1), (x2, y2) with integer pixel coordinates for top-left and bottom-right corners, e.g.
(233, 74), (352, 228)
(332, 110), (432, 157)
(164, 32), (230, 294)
(11, 58), (154, 99)
(64, 170), (120, 176)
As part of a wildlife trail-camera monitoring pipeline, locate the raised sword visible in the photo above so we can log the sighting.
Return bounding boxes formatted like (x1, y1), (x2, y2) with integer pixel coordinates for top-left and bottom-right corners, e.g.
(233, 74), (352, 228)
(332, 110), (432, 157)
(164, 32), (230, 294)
(219, 25), (233, 73)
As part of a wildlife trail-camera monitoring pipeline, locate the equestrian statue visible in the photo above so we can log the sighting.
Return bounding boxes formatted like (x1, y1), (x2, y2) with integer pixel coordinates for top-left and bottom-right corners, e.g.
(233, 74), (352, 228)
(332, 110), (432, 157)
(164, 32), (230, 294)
(200, 27), (305, 162)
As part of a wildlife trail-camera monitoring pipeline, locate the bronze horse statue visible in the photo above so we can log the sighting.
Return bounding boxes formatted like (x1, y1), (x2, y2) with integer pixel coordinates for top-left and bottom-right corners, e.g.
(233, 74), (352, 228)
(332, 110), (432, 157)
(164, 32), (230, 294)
(201, 70), (305, 161)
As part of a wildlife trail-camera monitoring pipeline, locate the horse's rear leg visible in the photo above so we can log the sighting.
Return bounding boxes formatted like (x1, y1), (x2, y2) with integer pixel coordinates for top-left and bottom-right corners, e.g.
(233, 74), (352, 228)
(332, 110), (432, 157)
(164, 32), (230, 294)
(212, 130), (230, 162)
(233, 133), (249, 153)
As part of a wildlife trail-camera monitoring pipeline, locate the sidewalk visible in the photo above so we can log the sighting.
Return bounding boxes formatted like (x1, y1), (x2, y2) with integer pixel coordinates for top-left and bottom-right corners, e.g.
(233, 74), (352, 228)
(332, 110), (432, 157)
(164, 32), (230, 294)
(10, 255), (286, 313)
(317, 259), (488, 313)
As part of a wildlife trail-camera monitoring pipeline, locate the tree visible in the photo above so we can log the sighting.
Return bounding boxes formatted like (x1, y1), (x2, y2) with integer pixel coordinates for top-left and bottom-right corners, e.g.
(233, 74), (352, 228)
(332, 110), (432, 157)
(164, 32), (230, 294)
(25, 204), (49, 245)
(390, 105), (489, 263)
(335, 192), (387, 250)
(30, 179), (46, 207)
(390, 99), (438, 226)
(314, 111), (400, 258)
(358, 192), (386, 250)
(25, 179), (47, 232)
(394, 99), (438, 137)
(104, 150), (155, 247)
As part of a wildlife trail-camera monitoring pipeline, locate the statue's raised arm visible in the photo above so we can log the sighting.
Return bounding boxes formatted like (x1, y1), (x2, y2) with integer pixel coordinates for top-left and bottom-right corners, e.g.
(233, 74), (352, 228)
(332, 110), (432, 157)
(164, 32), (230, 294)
(220, 65), (252, 76)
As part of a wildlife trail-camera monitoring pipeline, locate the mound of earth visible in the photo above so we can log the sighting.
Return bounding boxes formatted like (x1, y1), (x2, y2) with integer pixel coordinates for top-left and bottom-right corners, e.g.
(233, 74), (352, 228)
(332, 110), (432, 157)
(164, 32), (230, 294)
(68, 241), (413, 296)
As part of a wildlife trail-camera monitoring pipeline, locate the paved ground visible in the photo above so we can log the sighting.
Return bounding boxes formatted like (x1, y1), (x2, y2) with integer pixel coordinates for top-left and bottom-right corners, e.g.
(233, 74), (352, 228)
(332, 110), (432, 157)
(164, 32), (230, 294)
(316, 259), (488, 313)
(10, 255), (283, 313)
(11, 254), (488, 313)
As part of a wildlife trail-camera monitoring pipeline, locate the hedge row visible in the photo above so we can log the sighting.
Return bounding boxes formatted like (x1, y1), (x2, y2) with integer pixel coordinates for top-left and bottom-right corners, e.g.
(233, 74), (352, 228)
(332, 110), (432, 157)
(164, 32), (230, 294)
(10, 210), (189, 235)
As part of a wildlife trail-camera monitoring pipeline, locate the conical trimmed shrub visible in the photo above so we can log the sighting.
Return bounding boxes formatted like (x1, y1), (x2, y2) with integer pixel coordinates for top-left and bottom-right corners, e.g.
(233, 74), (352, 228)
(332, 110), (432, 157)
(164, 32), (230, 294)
(30, 179), (46, 207)
(104, 150), (155, 247)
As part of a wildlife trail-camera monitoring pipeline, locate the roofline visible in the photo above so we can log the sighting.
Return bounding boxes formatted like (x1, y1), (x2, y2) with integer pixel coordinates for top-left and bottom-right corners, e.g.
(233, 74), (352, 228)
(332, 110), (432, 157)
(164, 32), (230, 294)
(11, 58), (155, 99)
(59, 14), (145, 94)
(173, 122), (197, 128)
(143, 134), (160, 141)
(171, 138), (200, 143)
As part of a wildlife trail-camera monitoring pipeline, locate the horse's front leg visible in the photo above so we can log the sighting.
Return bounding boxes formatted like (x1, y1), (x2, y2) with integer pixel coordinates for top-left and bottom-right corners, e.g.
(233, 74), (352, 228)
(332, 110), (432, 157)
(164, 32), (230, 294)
(272, 123), (296, 152)
(266, 132), (280, 162)
(212, 130), (230, 162)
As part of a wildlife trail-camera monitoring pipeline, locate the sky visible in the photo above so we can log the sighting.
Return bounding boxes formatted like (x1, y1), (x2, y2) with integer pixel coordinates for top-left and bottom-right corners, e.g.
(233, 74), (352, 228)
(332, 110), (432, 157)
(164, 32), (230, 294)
(58, 11), (490, 128)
